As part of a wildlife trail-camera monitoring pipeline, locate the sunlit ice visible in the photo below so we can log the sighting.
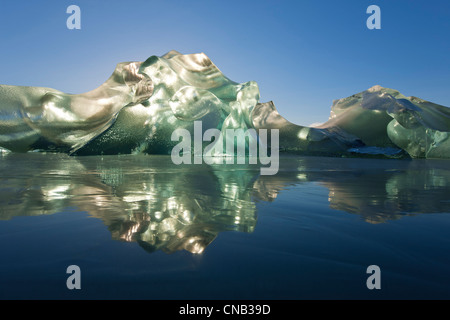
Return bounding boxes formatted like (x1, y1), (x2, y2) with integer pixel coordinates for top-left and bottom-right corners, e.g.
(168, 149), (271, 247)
(170, 121), (279, 175)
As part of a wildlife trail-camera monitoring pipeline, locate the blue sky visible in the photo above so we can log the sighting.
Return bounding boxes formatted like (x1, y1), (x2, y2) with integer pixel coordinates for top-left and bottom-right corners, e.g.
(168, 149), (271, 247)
(0, 0), (449, 126)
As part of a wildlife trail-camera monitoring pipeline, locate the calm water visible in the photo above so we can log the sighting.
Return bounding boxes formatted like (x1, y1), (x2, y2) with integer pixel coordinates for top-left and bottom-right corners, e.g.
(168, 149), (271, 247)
(0, 153), (450, 299)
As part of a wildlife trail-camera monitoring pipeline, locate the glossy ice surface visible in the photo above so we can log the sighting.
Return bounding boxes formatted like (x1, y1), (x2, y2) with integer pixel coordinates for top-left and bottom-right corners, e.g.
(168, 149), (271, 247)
(1, 51), (450, 158)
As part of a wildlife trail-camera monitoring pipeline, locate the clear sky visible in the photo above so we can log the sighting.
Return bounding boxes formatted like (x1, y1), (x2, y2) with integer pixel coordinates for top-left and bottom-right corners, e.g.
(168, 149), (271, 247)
(0, 0), (449, 126)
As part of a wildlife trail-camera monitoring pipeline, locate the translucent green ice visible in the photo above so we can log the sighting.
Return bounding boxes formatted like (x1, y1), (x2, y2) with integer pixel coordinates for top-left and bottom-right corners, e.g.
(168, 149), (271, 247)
(1, 51), (449, 159)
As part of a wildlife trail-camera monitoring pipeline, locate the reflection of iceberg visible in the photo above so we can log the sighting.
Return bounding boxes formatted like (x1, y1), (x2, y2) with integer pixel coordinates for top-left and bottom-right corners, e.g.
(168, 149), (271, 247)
(98, 160), (259, 254)
(1, 154), (450, 255)
(1, 51), (450, 158)
(0, 153), (258, 254)
(288, 157), (450, 223)
(251, 156), (450, 223)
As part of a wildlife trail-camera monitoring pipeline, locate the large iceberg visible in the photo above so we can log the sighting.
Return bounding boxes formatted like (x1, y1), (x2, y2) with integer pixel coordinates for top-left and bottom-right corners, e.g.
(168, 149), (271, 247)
(1, 51), (449, 159)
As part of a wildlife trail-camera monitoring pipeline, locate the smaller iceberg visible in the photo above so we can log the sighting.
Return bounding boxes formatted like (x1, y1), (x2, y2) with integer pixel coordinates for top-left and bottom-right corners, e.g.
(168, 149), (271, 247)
(322, 85), (450, 159)
(252, 84), (450, 159)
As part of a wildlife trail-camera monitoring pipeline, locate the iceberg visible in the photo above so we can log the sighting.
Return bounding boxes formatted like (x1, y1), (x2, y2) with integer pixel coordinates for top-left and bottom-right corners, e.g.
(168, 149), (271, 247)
(1, 51), (449, 159)
(0, 61), (153, 153)
(320, 85), (450, 158)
